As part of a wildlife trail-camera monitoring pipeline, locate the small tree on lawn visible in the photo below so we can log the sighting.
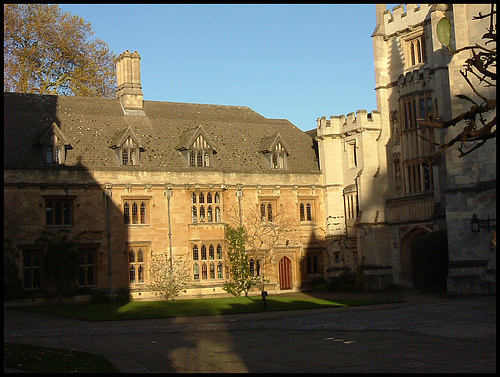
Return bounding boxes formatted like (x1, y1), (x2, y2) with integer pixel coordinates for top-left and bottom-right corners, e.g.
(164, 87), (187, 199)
(147, 251), (191, 300)
(223, 225), (261, 297)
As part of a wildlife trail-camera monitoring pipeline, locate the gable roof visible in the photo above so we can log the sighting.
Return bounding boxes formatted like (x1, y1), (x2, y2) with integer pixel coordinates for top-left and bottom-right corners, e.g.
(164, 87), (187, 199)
(35, 122), (72, 147)
(109, 127), (145, 150)
(176, 125), (217, 151)
(259, 133), (291, 155)
(4, 92), (319, 174)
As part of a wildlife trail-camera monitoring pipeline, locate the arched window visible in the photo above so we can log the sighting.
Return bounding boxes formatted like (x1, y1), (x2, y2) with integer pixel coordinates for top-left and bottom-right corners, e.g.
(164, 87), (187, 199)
(132, 202), (138, 224)
(215, 206), (221, 222)
(193, 263), (199, 280)
(209, 244), (215, 260)
(217, 262), (223, 279)
(191, 192), (197, 204)
(192, 245), (199, 260)
(207, 206), (213, 222)
(217, 244), (223, 259)
(199, 206), (206, 222)
(140, 202), (146, 224)
(128, 245), (148, 285)
(207, 192), (212, 203)
(202, 263), (207, 279)
(192, 206), (198, 223)
(130, 265), (136, 283)
(210, 262), (215, 279)
(201, 245), (207, 260)
(124, 202), (130, 224)
(123, 200), (149, 225)
(306, 203), (312, 221)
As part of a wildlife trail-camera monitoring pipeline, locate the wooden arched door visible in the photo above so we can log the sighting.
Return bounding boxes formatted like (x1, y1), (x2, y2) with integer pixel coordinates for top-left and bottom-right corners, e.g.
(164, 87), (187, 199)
(279, 256), (292, 290)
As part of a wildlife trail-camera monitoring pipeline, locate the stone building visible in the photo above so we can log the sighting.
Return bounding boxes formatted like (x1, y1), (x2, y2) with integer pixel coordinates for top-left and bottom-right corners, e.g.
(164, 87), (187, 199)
(4, 50), (327, 300)
(4, 4), (495, 300)
(314, 4), (495, 295)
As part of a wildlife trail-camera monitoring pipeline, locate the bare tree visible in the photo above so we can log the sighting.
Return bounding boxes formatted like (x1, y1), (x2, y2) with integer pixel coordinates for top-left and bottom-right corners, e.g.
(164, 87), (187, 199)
(419, 5), (496, 160)
(226, 201), (301, 290)
(147, 252), (191, 300)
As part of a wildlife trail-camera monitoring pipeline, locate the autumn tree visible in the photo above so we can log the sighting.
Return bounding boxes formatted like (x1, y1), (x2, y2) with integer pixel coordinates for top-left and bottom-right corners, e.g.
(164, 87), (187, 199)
(4, 4), (116, 97)
(419, 5), (496, 160)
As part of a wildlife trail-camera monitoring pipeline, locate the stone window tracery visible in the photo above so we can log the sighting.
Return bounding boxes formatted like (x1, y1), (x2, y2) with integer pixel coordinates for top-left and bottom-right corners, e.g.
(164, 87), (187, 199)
(192, 242), (225, 281)
(191, 191), (222, 223)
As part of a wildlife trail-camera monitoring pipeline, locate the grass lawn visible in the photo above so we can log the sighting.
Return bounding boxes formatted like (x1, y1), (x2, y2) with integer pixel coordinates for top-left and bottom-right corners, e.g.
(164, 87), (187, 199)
(4, 343), (120, 373)
(14, 294), (384, 321)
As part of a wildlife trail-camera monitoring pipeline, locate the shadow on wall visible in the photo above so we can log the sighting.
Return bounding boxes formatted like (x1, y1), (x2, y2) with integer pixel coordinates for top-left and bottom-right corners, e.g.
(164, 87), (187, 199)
(3, 93), (131, 302)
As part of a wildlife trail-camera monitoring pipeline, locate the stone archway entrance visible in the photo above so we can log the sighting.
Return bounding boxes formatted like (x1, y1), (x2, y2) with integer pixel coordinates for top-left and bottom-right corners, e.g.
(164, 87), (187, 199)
(279, 256), (292, 290)
(400, 226), (431, 288)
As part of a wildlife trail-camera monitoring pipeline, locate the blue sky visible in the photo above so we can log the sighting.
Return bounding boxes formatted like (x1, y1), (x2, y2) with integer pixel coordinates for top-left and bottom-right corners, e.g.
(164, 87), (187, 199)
(59, 4), (397, 132)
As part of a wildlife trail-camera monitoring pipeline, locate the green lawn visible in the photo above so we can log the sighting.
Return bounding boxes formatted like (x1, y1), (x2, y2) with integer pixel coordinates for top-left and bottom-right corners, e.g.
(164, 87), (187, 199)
(4, 343), (120, 373)
(14, 294), (382, 321)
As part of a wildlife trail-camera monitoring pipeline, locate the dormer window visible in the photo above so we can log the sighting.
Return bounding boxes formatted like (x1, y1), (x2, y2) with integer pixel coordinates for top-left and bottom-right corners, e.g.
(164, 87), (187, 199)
(35, 123), (72, 165)
(120, 138), (139, 165)
(259, 134), (290, 170)
(177, 126), (216, 168)
(46, 145), (62, 164)
(271, 142), (287, 169)
(110, 127), (144, 166)
(189, 148), (211, 167)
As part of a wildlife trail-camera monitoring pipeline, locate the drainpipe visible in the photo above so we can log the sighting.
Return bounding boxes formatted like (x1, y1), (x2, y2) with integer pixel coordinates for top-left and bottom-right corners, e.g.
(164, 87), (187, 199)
(236, 185), (243, 227)
(104, 184), (113, 294)
(164, 184), (174, 283)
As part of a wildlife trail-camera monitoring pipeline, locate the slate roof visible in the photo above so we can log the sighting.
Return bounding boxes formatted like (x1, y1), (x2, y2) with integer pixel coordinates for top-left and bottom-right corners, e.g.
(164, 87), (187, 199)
(4, 92), (319, 174)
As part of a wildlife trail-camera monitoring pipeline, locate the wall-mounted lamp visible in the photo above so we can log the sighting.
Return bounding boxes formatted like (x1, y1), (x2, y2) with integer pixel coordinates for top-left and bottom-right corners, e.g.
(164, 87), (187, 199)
(471, 213), (495, 233)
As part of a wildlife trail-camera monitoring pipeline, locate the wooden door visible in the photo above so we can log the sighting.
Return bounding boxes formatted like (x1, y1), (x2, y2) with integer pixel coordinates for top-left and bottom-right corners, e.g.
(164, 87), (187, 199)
(279, 256), (292, 290)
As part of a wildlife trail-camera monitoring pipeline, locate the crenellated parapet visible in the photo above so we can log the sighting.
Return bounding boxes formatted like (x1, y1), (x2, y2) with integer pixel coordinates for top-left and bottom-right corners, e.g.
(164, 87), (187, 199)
(317, 110), (381, 139)
(382, 4), (432, 37)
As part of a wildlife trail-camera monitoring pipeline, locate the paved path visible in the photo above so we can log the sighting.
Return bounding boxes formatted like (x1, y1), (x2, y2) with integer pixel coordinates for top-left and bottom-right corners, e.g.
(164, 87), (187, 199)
(4, 292), (496, 373)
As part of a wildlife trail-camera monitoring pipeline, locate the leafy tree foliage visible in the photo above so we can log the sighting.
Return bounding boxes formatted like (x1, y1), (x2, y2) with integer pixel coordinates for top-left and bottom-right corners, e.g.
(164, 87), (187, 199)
(4, 4), (116, 97)
(36, 229), (80, 299)
(223, 225), (260, 297)
(34, 229), (102, 300)
(4, 239), (23, 299)
(146, 252), (191, 300)
(420, 5), (496, 159)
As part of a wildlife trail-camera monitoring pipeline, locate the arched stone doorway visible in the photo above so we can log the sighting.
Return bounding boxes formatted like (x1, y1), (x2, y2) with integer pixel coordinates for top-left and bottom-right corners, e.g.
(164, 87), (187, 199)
(399, 226), (432, 288)
(279, 256), (292, 290)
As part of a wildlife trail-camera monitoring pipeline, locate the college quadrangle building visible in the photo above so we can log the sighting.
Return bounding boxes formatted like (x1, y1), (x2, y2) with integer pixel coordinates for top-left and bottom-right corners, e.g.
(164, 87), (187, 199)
(4, 4), (495, 301)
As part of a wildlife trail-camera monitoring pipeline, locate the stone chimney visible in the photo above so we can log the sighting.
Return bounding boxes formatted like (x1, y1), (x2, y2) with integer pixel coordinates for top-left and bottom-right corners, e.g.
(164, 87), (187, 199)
(115, 50), (144, 113)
